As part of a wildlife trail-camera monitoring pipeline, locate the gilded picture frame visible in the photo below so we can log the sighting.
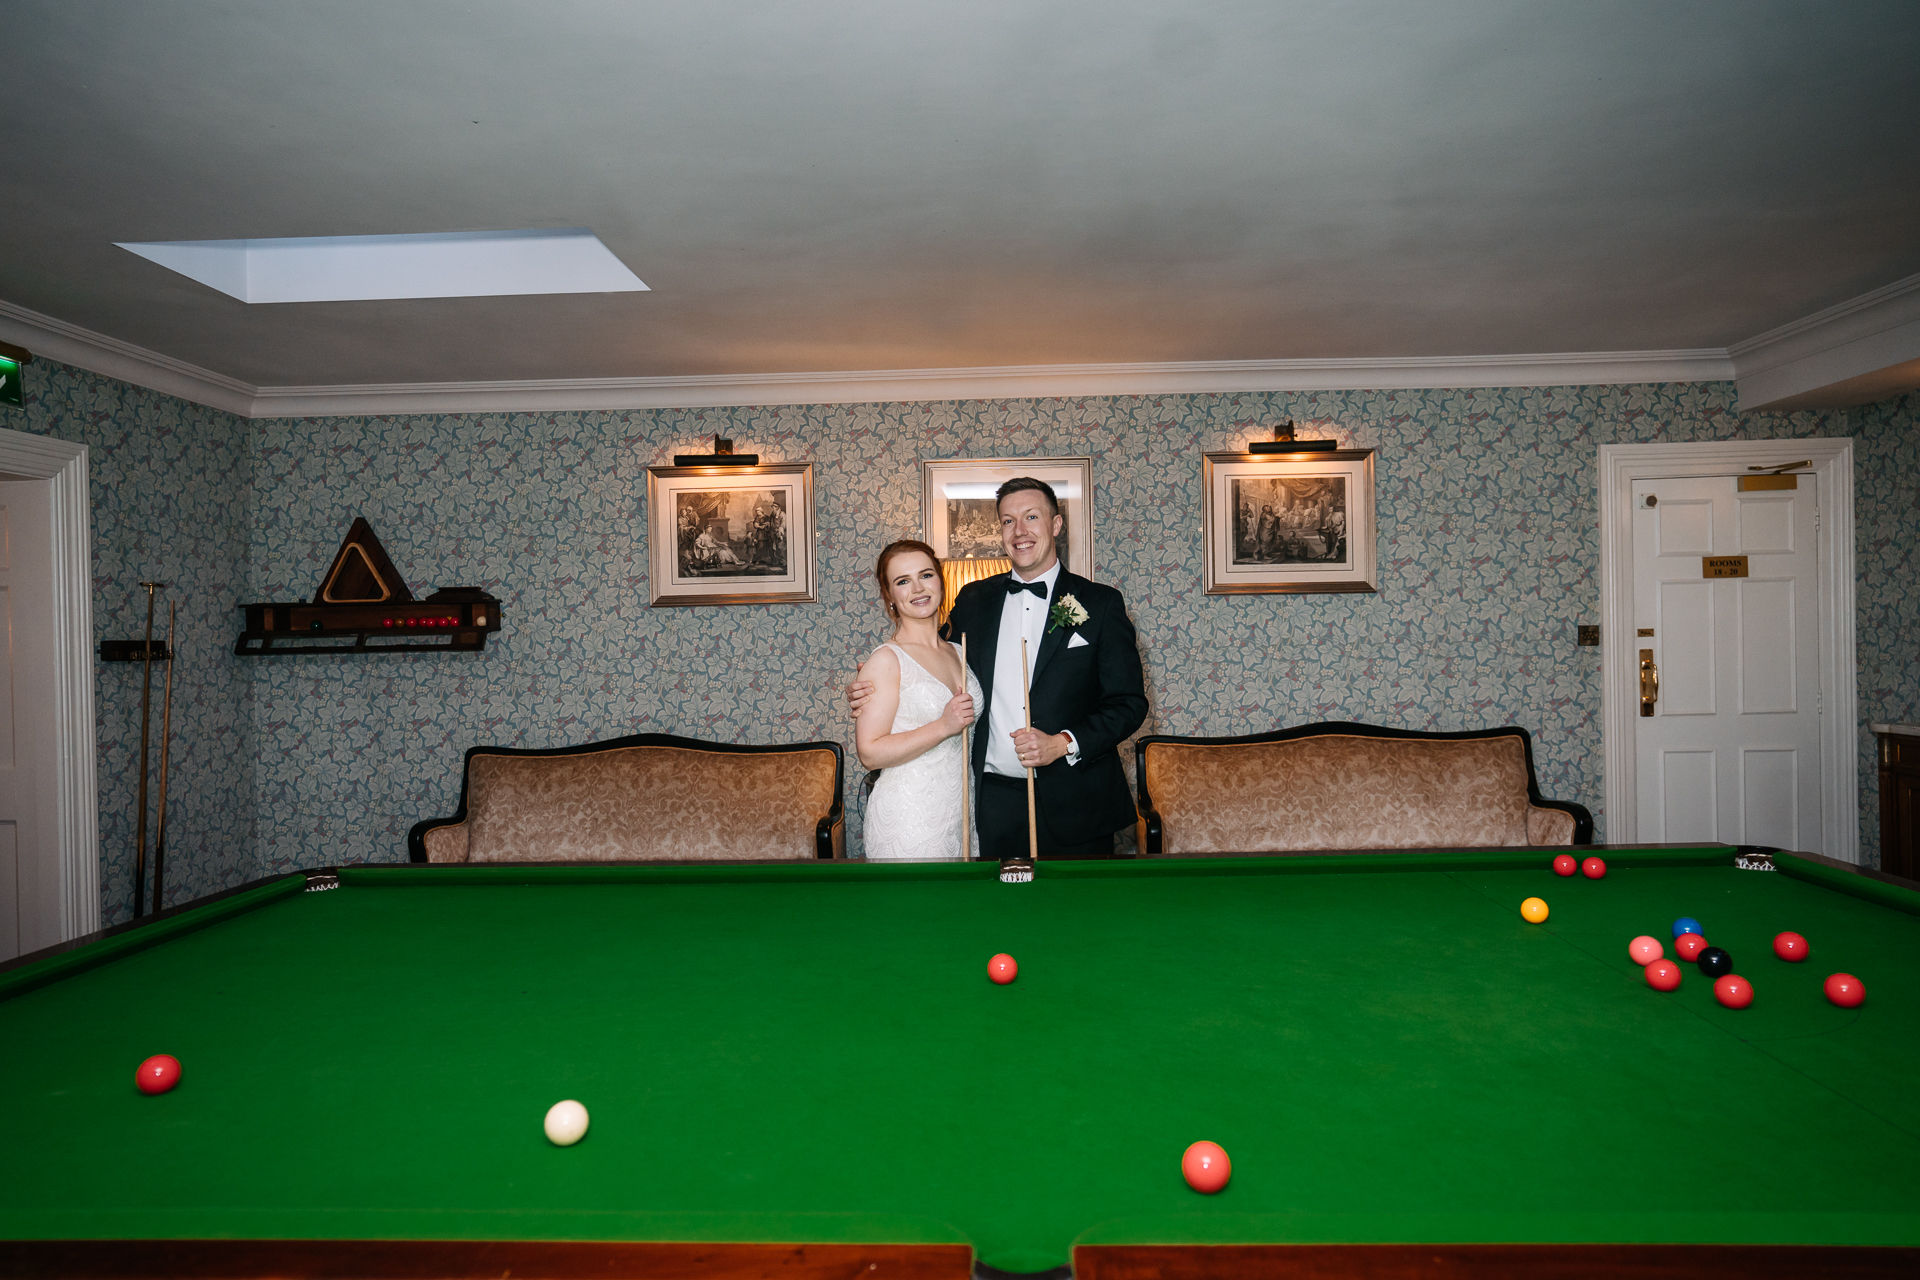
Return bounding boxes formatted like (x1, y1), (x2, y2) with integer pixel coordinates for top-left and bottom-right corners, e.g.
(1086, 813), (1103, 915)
(646, 462), (816, 607)
(1202, 449), (1378, 594)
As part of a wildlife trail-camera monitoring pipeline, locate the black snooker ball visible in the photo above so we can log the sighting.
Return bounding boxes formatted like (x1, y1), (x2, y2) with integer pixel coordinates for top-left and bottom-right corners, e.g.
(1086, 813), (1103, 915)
(1697, 946), (1733, 980)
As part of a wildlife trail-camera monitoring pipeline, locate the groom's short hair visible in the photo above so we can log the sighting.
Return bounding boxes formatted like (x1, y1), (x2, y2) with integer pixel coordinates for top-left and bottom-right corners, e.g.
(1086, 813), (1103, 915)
(995, 476), (1060, 516)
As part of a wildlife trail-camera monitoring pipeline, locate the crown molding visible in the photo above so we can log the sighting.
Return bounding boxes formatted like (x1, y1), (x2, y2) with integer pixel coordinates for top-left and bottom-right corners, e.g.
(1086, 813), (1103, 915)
(0, 296), (1740, 419)
(0, 300), (255, 417)
(1731, 271), (1920, 411)
(11, 278), (1920, 420)
(246, 349), (1736, 417)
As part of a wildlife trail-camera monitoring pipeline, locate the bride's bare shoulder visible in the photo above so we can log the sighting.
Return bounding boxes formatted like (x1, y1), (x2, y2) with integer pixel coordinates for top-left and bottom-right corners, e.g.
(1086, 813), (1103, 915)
(855, 643), (901, 684)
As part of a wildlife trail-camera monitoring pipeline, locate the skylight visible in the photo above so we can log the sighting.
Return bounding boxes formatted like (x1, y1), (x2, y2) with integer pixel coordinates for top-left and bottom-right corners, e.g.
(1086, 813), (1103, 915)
(114, 228), (648, 303)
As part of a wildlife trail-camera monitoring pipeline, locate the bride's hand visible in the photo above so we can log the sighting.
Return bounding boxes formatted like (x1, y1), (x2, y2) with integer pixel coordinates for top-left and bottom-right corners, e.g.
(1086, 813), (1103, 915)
(939, 691), (976, 736)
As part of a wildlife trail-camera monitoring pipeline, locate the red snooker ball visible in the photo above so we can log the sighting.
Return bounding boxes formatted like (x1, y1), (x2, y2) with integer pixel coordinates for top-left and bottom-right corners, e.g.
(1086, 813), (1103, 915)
(1713, 975), (1754, 1009)
(135, 1054), (181, 1095)
(1182, 1140), (1232, 1194)
(1552, 854), (1578, 877)
(1824, 973), (1865, 1008)
(1673, 933), (1708, 961)
(988, 953), (1018, 985)
(1644, 959), (1682, 992)
(1773, 931), (1809, 962)
(1581, 857), (1607, 879)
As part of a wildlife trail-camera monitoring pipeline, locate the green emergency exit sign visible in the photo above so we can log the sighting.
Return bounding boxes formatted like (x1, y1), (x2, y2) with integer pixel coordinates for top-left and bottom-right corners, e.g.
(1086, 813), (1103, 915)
(0, 341), (30, 408)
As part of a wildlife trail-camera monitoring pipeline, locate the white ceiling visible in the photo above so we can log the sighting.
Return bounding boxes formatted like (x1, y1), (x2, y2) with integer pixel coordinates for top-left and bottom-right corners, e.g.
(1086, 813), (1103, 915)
(3, 0), (1918, 391)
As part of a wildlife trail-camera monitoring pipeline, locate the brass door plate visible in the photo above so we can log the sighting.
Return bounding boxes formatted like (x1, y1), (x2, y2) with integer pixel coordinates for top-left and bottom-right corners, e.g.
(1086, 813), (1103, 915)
(1704, 555), (1750, 578)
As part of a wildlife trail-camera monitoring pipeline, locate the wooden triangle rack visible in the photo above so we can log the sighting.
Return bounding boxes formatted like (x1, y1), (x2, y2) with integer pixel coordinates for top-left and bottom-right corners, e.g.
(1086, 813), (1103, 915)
(316, 517), (413, 604)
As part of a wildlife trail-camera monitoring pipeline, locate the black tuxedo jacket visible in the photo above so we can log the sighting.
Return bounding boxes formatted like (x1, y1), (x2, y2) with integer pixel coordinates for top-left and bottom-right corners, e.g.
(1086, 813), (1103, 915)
(943, 569), (1148, 846)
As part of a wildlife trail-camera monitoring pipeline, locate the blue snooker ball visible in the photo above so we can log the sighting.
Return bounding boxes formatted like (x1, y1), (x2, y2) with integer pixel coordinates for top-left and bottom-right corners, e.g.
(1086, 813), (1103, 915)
(1672, 916), (1702, 939)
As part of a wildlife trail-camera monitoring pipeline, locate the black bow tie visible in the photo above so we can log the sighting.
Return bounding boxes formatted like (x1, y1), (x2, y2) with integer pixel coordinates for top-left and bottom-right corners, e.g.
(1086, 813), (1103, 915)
(1007, 579), (1048, 599)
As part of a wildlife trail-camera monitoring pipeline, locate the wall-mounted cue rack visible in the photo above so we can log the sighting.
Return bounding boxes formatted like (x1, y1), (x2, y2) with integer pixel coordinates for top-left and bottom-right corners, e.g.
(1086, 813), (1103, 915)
(232, 518), (503, 657)
(233, 590), (501, 655)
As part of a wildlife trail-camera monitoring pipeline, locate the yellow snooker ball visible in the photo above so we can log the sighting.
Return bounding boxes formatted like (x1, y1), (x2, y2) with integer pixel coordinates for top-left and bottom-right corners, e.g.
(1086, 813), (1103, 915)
(1520, 897), (1550, 924)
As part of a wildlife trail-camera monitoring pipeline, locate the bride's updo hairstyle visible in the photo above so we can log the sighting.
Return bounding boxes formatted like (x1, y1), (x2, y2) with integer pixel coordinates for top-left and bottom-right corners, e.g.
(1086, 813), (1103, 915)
(874, 539), (945, 618)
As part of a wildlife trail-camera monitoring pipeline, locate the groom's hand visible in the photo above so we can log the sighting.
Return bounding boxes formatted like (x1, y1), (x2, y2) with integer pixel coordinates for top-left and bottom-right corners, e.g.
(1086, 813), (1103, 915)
(1008, 727), (1070, 769)
(845, 679), (875, 719)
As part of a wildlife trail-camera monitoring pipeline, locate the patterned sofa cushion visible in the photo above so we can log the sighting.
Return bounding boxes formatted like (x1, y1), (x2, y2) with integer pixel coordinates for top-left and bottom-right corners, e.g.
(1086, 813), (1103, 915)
(451, 744), (838, 862)
(1142, 733), (1572, 854)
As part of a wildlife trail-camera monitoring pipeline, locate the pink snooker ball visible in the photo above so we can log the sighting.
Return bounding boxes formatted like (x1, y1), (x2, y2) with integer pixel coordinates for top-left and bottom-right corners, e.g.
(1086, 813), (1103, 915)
(1552, 854), (1578, 877)
(1713, 975), (1754, 1009)
(1628, 935), (1664, 966)
(1182, 1140), (1232, 1194)
(988, 953), (1018, 985)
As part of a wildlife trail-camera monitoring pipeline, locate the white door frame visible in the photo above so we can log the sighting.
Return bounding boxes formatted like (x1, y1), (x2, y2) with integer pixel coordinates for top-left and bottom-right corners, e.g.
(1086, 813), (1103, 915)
(1599, 438), (1857, 860)
(0, 426), (99, 938)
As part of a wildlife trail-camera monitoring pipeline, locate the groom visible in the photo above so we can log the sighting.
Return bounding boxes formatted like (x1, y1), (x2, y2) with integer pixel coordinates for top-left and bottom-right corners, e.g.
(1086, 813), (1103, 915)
(852, 477), (1148, 860)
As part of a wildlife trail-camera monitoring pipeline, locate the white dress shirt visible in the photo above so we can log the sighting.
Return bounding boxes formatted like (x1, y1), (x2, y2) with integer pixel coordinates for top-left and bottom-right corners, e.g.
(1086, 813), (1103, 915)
(984, 560), (1078, 777)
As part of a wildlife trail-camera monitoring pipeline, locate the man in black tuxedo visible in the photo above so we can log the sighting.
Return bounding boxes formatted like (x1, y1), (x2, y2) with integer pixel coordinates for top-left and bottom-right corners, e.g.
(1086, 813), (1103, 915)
(852, 477), (1148, 860)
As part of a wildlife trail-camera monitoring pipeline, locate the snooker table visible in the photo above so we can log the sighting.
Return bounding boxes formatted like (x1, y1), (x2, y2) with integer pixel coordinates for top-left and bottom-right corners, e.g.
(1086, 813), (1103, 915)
(4, 847), (1918, 1279)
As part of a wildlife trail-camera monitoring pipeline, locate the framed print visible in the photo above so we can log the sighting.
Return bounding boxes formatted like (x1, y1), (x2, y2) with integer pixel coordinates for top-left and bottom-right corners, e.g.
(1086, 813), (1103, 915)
(1202, 449), (1377, 594)
(646, 462), (815, 606)
(921, 457), (1094, 586)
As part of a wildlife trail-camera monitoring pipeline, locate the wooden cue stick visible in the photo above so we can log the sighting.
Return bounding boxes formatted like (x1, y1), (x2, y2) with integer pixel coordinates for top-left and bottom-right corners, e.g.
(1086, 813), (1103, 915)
(958, 633), (971, 860)
(1020, 636), (1038, 863)
(153, 600), (177, 912)
(133, 581), (161, 918)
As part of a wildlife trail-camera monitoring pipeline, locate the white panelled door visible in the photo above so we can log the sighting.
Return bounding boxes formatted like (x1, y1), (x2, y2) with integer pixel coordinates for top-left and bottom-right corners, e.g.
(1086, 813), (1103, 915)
(0, 478), (61, 961)
(1631, 475), (1822, 850)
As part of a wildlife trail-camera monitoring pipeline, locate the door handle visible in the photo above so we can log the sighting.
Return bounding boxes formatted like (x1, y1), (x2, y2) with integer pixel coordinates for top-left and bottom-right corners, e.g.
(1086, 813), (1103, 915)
(1639, 648), (1659, 717)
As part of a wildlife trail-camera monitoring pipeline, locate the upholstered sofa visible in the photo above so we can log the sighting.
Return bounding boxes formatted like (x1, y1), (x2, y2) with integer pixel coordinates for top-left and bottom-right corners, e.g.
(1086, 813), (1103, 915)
(1134, 722), (1592, 856)
(406, 733), (845, 863)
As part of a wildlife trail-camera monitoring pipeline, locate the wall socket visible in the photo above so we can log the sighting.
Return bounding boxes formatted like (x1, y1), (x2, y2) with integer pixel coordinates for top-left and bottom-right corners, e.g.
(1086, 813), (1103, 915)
(1577, 625), (1601, 646)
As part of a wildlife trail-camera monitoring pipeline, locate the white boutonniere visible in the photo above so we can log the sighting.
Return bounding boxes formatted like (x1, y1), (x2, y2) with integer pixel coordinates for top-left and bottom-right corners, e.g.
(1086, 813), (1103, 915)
(1048, 593), (1089, 634)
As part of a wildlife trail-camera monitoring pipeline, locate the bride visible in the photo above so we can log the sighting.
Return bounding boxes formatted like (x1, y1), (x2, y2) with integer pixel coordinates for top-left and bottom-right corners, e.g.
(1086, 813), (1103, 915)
(856, 540), (982, 860)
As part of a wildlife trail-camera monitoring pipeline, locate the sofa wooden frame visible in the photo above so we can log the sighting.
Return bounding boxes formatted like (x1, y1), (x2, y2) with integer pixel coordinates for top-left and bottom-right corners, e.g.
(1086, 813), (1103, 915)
(1133, 721), (1594, 856)
(407, 733), (846, 863)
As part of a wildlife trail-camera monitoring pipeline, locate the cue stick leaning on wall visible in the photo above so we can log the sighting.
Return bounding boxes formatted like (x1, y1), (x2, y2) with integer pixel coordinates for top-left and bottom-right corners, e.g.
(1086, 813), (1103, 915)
(153, 600), (177, 912)
(132, 581), (164, 918)
(958, 634), (970, 860)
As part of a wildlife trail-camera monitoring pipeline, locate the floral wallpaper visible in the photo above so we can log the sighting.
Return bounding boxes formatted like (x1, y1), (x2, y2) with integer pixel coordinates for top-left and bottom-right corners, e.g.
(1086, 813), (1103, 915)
(239, 382), (1878, 868)
(14, 361), (254, 925)
(1853, 388), (1920, 867)
(10, 361), (1918, 927)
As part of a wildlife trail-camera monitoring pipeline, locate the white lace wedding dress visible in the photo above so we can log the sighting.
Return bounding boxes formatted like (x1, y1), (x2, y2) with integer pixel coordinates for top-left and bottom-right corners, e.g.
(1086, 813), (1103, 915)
(862, 642), (984, 861)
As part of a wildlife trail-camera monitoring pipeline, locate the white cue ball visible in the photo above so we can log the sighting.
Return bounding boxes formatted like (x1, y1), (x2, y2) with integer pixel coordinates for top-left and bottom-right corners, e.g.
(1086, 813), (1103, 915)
(544, 1099), (589, 1147)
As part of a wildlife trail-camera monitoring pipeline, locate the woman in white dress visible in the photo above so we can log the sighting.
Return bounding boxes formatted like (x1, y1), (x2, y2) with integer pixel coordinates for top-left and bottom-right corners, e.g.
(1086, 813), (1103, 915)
(856, 540), (983, 860)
